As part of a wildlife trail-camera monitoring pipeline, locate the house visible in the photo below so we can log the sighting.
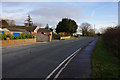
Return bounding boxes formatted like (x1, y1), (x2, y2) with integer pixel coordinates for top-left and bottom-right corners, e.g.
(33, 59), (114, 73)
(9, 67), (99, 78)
(0, 20), (52, 41)
(0, 20), (38, 36)
(37, 28), (52, 41)
(37, 28), (52, 35)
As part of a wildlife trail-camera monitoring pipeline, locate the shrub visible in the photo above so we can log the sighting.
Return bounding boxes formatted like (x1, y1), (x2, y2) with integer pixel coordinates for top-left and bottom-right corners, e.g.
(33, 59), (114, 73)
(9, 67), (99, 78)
(7, 34), (14, 40)
(0, 33), (2, 40)
(54, 32), (57, 35)
(2, 32), (7, 40)
(103, 26), (120, 58)
(26, 33), (30, 39)
(19, 34), (23, 39)
(22, 33), (26, 39)
(1, 32), (34, 40)
(30, 33), (34, 38)
(6, 34), (14, 40)
(52, 34), (60, 39)
(15, 35), (19, 39)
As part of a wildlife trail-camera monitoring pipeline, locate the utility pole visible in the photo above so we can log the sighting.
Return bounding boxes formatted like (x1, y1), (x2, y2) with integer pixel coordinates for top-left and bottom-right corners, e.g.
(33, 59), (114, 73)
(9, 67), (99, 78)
(94, 24), (95, 34)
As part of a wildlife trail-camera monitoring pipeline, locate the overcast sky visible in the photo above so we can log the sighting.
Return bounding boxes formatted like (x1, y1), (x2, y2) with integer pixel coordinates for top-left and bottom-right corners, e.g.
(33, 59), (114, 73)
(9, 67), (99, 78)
(1, 2), (118, 32)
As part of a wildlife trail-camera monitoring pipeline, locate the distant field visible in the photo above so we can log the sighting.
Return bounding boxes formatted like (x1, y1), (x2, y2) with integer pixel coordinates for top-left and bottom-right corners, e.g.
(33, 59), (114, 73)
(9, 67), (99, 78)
(92, 37), (120, 78)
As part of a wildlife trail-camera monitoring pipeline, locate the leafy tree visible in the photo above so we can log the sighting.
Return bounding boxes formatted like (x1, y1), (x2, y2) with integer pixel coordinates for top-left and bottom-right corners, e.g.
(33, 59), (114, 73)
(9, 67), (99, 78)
(56, 18), (78, 34)
(96, 32), (102, 36)
(49, 28), (53, 32)
(80, 22), (91, 36)
(24, 14), (33, 26)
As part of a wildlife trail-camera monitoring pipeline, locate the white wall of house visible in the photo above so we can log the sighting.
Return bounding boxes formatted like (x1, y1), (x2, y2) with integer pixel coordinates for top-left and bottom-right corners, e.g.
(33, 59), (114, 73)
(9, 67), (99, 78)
(0, 28), (9, 32)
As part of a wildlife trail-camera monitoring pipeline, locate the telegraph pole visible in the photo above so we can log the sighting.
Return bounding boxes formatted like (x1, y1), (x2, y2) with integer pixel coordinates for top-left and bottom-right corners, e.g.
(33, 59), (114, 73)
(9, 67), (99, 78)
(94, 24), (95, 34)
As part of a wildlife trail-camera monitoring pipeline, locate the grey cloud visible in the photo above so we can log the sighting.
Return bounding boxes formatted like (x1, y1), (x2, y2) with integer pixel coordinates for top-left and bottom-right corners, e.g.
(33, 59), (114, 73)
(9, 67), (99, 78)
(2, 2), (91, 27)
(29, 3), (89, 26)
(3, 9), (25, 13)
(2, 2), (26, 7)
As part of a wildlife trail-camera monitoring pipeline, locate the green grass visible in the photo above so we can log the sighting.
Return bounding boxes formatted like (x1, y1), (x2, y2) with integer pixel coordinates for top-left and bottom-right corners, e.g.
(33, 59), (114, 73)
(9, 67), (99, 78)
(61, 36), (78, 40)
(70, 36), (78, 39)
(92, 37), (120, 78)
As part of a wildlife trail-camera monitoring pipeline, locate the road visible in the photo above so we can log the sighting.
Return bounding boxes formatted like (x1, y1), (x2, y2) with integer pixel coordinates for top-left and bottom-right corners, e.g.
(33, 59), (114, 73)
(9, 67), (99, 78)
(2, 37), (95, 78)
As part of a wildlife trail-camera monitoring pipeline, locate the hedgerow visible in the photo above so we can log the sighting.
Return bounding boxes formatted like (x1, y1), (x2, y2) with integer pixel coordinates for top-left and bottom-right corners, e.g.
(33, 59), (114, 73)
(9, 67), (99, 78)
(103, 26), (120, 58)
(0, 32), (34, 40)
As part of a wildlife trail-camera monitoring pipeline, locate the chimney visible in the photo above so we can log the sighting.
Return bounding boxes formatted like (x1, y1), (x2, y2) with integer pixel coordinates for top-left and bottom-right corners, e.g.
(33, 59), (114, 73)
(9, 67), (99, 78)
(26, 23), (29, 27)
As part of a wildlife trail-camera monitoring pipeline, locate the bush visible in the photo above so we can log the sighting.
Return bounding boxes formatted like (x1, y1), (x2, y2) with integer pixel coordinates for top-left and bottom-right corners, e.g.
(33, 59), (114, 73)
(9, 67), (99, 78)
(21, 33), (26, 39)
(15, 35), (19, 39)
(19, 34), (23, 39)
(54, 32), (57, 35)
(1, 32), (34, 40)
(26, 33), (30, 39)
(2, 32), (7, 40)
(29, 33), (34, 38)
(103, 26), (120, 58)
(6, 34), (14, 40)
(7, 34), (14, 40)
(0, 33), (2, 40)
(52, 34), (60, 39)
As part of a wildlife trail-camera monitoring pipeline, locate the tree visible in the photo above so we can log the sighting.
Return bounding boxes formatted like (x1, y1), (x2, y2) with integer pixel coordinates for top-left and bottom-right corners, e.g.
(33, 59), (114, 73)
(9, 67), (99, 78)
(80, 22), (91, 36)
(0, 19), (9, 26)
(8, 20), (16, 26)
(56, 18), (78, 34)
(24, 14), (33, 26)
(87, 29), (95, 36)
(45, 24), (49, 29)
(0, 19), (16, 26)
(49, 28), (53, 32)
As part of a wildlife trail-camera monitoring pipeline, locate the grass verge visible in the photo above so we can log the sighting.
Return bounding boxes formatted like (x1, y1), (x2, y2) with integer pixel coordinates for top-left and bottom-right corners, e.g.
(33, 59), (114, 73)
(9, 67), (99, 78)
(70, 36), (78, 39)
(92, 37), (120, 78)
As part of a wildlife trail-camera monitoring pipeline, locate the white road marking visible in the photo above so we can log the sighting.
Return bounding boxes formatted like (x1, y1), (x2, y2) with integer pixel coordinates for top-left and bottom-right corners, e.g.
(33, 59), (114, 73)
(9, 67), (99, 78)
(45, 48), (81, 80)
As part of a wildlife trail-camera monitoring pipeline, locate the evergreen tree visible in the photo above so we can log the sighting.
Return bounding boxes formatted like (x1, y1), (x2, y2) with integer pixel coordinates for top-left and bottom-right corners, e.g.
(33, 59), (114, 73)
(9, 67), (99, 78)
(56, 18), (78, 34)
(24, 14), (33, 26)
(45, 24), (49, 29)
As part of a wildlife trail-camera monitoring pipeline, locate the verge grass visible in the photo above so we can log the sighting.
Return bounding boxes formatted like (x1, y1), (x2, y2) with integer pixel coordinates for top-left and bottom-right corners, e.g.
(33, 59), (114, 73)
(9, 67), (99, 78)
(92, 37), (120, 78)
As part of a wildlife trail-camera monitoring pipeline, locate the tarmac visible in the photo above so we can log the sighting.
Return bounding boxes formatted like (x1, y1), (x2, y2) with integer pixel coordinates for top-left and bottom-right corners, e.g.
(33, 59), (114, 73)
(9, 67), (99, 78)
(58, 38), (98, 78)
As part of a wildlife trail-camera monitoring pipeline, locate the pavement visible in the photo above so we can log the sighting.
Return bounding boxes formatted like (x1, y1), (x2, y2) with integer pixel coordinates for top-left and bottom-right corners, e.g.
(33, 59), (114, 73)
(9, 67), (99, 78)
(2, 37), (96, 78)
(58, 38), (98, 78)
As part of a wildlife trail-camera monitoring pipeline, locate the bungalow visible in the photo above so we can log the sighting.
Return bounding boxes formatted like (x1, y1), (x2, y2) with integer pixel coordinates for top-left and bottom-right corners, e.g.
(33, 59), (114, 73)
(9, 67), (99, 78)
(0, 20), (52, 41)
(37, 28), (52, 41)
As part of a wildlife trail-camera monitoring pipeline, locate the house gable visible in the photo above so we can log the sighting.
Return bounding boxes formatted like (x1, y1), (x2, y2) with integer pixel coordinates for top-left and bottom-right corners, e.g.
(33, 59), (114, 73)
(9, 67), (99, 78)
(34, 26), (39, 33)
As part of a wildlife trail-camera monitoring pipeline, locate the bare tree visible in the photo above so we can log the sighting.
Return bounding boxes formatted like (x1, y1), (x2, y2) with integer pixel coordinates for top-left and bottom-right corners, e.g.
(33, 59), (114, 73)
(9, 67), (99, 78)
(80, 22), (91, 36)
(4, 19), (16, 26)
(34, 23), (42, 27)
(88, 29), (95, 36)
(9, 20), (16, 26)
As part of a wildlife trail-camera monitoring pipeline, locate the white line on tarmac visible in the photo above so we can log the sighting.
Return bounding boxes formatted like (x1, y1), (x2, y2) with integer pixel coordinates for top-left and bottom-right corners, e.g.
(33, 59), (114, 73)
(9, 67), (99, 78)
(45, 48), (81, 80)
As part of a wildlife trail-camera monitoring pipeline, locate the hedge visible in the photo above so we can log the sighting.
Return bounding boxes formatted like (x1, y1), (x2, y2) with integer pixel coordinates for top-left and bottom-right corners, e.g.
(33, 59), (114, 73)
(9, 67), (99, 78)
(103, 26), (120, 58)
(0, 32), (34, 40)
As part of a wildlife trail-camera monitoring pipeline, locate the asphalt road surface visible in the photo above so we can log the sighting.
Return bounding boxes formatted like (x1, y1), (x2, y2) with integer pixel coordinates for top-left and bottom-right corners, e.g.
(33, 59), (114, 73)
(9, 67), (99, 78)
(2, 37), (95, 78)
